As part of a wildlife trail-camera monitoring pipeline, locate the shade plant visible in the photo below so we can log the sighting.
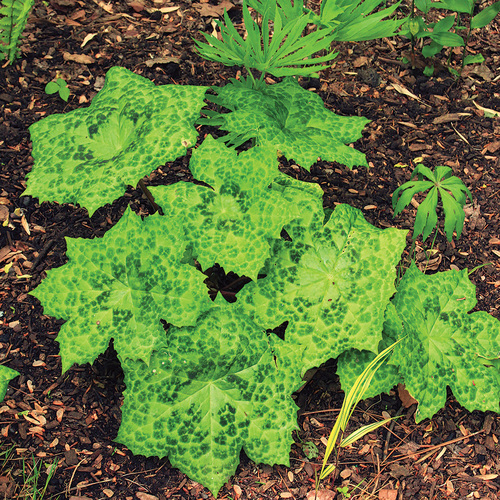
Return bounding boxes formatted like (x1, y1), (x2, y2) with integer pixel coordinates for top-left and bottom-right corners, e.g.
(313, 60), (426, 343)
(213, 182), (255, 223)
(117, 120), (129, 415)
(0, 0), (34, 63)
(402, 0), (500, 77)
(2, 1), (500, 497)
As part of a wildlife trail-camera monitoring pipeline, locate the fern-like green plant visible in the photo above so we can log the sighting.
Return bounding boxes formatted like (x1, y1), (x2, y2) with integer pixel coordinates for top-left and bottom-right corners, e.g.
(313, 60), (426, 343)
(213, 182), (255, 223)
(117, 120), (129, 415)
(0, 0), (34, 63)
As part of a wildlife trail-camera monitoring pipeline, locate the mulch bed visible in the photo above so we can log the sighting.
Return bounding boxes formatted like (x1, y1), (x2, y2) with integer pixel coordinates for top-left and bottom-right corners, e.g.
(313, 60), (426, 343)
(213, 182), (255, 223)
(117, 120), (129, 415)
(1, 0), (499, 499)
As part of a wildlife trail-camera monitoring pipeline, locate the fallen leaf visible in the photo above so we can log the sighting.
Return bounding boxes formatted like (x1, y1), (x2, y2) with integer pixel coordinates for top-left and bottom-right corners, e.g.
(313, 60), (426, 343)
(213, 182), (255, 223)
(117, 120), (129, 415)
(145, 56), (181, 67)
(63, 52), (95, 64)
(136, 493), (159, 500)
(489, 238), (500, 245)
(398, 383), (418, 408)
(432, 113), (471, 124)
(475, 474), (498, 480)
(473, 100), (500, 118)
(193, 0), (233, 17)
(306, 489), (336, 500)
(379, 489), (398, 500)
(81, 33), (98, 48)
(354, 56), (368, 67)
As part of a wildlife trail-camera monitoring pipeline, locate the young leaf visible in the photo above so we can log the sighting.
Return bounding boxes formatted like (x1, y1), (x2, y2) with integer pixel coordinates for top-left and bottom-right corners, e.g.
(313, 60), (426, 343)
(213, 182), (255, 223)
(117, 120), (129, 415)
(117, 304), (301, 497)
(24, 67), (207, 216)
(389, 263), (500, 422)
(151, 137), (314, 279)
(429, 31), (465, 47)
(392, 164), (472, 241)
(471, 1), (500, 29)
(30, 207), (213, 371)
(0, 365), (19, 401)
(433, 0), (474, 14)
(238, 204), (407, 372)
(208, 78), (369, 170)
(464, 54), (485, 65)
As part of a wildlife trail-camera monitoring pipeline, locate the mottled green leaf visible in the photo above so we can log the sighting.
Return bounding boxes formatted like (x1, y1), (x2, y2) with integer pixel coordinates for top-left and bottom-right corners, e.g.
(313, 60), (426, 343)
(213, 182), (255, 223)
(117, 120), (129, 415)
(337, 302), (403, 398)
(238, 204), (407, 372)
(0, 365), (19, 401)
(151, 136), (317, 279)
(208, 78), (369, 170)
(116, 303), (301, 496)
(30, 207), (212, 371)
(390, 263), (500, 422)
(25, 66), (207, 216)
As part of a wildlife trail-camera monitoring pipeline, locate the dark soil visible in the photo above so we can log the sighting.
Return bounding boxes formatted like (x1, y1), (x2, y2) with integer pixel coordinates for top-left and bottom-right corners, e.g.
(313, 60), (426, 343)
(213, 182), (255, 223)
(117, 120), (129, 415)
(1, 1), (500, 499)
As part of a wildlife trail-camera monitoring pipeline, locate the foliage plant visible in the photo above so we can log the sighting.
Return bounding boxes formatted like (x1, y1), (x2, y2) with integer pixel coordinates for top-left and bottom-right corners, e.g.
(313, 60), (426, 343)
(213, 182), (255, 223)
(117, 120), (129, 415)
(0, 0), (34, 63)
(2, 1), (500, 496)
(196, 0), (403, 86)
(402, 0), (500, 76)
(45, 78), (70, 102)
(392, 163), (472, 241)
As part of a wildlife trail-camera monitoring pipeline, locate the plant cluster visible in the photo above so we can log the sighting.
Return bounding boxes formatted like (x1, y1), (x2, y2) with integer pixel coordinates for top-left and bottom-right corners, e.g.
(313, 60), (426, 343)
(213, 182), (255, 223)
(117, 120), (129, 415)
(1, 0), (499, 497)
(0, 0), (34, 63)
(402, 0), (500, 76)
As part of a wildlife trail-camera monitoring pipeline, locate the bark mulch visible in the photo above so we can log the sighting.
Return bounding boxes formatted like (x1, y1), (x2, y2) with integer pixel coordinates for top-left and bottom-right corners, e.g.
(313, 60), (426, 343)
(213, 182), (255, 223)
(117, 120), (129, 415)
(1, 0), (499, 499)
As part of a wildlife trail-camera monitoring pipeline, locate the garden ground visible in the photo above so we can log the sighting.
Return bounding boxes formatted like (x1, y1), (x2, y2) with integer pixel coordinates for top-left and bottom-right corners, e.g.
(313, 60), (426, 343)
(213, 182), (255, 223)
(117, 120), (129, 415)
(1, 0), (500, 498)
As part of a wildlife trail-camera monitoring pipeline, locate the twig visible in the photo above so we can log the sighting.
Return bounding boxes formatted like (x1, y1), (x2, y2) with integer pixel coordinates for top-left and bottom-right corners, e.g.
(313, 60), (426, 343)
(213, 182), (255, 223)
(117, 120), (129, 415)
(383, 405), (404, 461)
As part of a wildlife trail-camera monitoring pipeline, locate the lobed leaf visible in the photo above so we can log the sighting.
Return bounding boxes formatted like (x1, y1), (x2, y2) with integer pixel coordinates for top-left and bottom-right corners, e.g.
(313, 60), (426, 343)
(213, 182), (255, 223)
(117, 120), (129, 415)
(337, 302), (403, 398)
(209, 78), (369, 170)
(238, 204), (407, 373)
(389, 263), (500, 422)
(0, 365), (19, 401)
(117, 304), (301, 496)
(30, 207), (212, 371)
(151, 136), (318, 280)
(24, 67), (207, 216)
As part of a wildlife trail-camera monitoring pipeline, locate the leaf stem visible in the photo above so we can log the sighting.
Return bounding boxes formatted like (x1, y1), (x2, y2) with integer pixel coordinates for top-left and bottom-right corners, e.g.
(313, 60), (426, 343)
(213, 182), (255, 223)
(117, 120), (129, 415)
(138, 179), (161, 214)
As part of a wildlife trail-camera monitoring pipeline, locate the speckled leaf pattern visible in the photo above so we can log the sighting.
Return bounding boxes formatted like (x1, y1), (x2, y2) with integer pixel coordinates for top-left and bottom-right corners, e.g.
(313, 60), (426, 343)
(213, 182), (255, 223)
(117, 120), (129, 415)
(391, 263), (500, 422)
(212, 78), (370, 170)
(30, 207), (212, 372)
(238, 204), (407, 373)
(151, 136), (315, 279)
(25, 66), (207, 216)
(337, 303), (403, 399)
(117, 304), (300, 496)
(0, 365), (19, 401)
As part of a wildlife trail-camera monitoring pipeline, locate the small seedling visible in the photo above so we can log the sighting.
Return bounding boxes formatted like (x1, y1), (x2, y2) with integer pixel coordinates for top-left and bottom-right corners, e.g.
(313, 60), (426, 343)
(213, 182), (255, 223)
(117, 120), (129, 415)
(45, 78), (70, 102)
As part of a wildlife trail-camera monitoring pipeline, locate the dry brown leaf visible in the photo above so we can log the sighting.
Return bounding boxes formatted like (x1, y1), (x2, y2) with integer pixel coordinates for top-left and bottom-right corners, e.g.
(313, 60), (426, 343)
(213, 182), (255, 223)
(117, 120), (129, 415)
(475, 474), (498, 480)
(306, 489), (336, 500)
(353, 56), (368, 67)
(432, 113), (471, 124)
(194, 0), (233, 17)
(136, 493), (159, 500)
(397, 383), (418, 408)
(489, 238), (500, 245)
(63, 52), (95, 64)
(379, 489), (398, 500)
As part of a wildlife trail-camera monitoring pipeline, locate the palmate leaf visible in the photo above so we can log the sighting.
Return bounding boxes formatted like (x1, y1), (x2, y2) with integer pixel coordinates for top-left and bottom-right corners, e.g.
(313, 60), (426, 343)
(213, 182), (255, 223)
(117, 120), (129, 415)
(30, 207), (212, 371)
(24, 66), (207, 216)
(0, 365), (19, 401)
(151, 136), (317, 279)
(392, 164), (472, 241)
(117, 303), (302, 496)
(337, 302), (403, 399)
(195, 0), (336, 78)
(238, 204), (407, 372)
(389, 263), (500, 422)
(208, 78), (369, 170)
